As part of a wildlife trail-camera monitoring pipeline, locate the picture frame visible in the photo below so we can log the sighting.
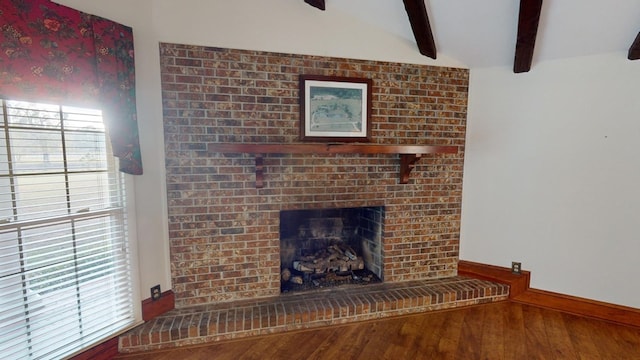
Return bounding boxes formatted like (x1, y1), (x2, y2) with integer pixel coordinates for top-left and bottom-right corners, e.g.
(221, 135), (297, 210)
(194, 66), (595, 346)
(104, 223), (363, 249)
(299, 75), (372, 142)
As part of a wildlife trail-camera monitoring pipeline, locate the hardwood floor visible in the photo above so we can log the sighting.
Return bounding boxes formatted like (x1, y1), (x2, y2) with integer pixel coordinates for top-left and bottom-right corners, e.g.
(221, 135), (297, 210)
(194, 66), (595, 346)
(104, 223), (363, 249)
(115, 301), (640, 359)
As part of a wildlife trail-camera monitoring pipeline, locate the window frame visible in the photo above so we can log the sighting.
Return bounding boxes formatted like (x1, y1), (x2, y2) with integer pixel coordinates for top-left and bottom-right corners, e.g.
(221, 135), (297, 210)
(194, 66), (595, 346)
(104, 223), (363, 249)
(0, 99), (142, 359)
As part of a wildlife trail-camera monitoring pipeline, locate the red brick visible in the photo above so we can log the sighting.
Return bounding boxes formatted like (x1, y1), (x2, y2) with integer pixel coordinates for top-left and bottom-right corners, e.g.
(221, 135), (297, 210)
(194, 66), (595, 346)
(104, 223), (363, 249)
(160, 43), (467, 306)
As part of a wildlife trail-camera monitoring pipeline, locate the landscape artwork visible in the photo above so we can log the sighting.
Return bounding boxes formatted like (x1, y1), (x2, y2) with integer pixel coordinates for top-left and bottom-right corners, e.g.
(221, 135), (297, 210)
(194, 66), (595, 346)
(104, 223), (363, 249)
(299, 75), (372, 142)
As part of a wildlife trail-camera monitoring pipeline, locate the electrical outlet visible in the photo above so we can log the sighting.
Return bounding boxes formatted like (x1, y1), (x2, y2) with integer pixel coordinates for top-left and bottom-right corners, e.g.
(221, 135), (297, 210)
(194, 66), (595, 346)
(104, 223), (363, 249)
(151, 284), (161, 301)
(511, 261), (522, 275)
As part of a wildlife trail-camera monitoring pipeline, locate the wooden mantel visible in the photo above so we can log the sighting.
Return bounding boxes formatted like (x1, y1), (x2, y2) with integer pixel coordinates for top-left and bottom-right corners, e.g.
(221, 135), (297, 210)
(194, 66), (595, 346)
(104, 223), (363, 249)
(207, 143), (458, 188)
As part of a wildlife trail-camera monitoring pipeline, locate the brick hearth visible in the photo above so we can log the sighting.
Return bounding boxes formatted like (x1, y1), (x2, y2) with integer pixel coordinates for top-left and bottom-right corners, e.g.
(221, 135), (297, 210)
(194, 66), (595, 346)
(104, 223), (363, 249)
(119, 276), (508, 353)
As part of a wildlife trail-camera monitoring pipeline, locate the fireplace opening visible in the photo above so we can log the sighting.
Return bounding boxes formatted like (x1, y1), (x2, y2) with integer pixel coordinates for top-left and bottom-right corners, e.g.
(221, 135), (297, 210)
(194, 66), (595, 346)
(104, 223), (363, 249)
(279, 206), (384, 293)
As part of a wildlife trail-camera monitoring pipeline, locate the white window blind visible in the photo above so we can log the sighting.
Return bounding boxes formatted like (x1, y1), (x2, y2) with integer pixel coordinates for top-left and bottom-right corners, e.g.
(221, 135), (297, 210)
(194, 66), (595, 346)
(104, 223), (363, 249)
(0, 100), (136, 359)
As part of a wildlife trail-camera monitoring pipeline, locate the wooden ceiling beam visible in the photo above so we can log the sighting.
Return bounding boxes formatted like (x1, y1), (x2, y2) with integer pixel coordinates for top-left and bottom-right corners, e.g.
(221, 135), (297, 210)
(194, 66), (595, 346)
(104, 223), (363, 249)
(304, 0), (325, 11)
(402, 0), (437, 59)
(514, 0), (543, 73)
(628, 32), (640, 60)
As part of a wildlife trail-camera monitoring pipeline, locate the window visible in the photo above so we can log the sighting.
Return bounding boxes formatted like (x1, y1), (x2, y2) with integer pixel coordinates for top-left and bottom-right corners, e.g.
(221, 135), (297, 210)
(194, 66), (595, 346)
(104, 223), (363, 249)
(0, 100), (137, 359)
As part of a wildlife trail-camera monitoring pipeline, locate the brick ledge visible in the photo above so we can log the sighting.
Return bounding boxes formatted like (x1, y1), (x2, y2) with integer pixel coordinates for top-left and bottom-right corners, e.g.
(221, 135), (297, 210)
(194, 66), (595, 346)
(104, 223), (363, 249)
(119, 276), (508, 353)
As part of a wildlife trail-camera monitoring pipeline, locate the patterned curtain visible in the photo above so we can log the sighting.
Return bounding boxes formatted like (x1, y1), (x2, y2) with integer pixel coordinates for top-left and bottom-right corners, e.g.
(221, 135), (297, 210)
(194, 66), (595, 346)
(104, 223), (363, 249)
(0, 0), (142, 174)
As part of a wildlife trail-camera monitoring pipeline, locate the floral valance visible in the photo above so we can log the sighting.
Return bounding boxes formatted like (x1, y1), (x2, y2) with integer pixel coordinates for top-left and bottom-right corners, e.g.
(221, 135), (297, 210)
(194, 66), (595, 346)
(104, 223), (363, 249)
(0, 0), (142, 174)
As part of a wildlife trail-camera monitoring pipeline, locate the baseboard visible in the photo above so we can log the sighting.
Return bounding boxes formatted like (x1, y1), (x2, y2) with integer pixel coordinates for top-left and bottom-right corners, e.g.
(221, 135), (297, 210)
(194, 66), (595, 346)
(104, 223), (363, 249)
(69, 290), (174, 359)
(69, 336), (119, 360)
(512, 288), (640, 328)
(142, 289), (175, 321)
(458, 259), (640, 328)
(457, 260), (530, 297)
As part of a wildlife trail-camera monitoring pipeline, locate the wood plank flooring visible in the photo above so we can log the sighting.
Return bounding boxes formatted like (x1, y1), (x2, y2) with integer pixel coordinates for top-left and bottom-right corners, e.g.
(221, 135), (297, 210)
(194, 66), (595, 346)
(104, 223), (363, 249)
(114, 301), (640, 360)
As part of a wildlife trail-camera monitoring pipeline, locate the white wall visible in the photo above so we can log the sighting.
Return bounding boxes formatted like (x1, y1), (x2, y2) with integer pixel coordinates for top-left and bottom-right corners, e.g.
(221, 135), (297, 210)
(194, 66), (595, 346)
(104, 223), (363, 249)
(54, 0), (172, 303)
(54, 1), (640, 309)
(149, 0), (464, 67)
(461, 53), (640, 308)
(53, 0), (463, 305)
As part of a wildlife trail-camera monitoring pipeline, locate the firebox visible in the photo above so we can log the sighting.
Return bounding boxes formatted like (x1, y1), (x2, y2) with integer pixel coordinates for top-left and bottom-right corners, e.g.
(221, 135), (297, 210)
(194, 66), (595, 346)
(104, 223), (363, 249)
(279, 206), (384, 293)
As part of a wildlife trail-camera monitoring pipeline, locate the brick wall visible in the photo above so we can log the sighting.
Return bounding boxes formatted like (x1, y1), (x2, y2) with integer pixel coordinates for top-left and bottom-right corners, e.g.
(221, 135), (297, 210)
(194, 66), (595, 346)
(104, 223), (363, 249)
(160, 43), (469, 307)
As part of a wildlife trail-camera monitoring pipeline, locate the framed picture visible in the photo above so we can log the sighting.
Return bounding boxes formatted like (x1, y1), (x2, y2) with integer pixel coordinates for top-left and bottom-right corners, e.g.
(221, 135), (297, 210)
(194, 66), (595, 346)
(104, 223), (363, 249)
(299, 75), (372, 142)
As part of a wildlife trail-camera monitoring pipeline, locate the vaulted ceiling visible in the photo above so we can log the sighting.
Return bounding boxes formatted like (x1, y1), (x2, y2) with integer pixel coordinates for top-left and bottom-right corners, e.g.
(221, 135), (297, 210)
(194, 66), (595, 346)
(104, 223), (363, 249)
(306, 0), (640, 72)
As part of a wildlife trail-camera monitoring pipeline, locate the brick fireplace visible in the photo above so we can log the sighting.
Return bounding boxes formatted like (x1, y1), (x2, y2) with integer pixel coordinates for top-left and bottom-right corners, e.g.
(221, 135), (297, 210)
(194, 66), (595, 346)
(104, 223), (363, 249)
(160, 43), (469, 308)
(116, 45), (506, 353)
